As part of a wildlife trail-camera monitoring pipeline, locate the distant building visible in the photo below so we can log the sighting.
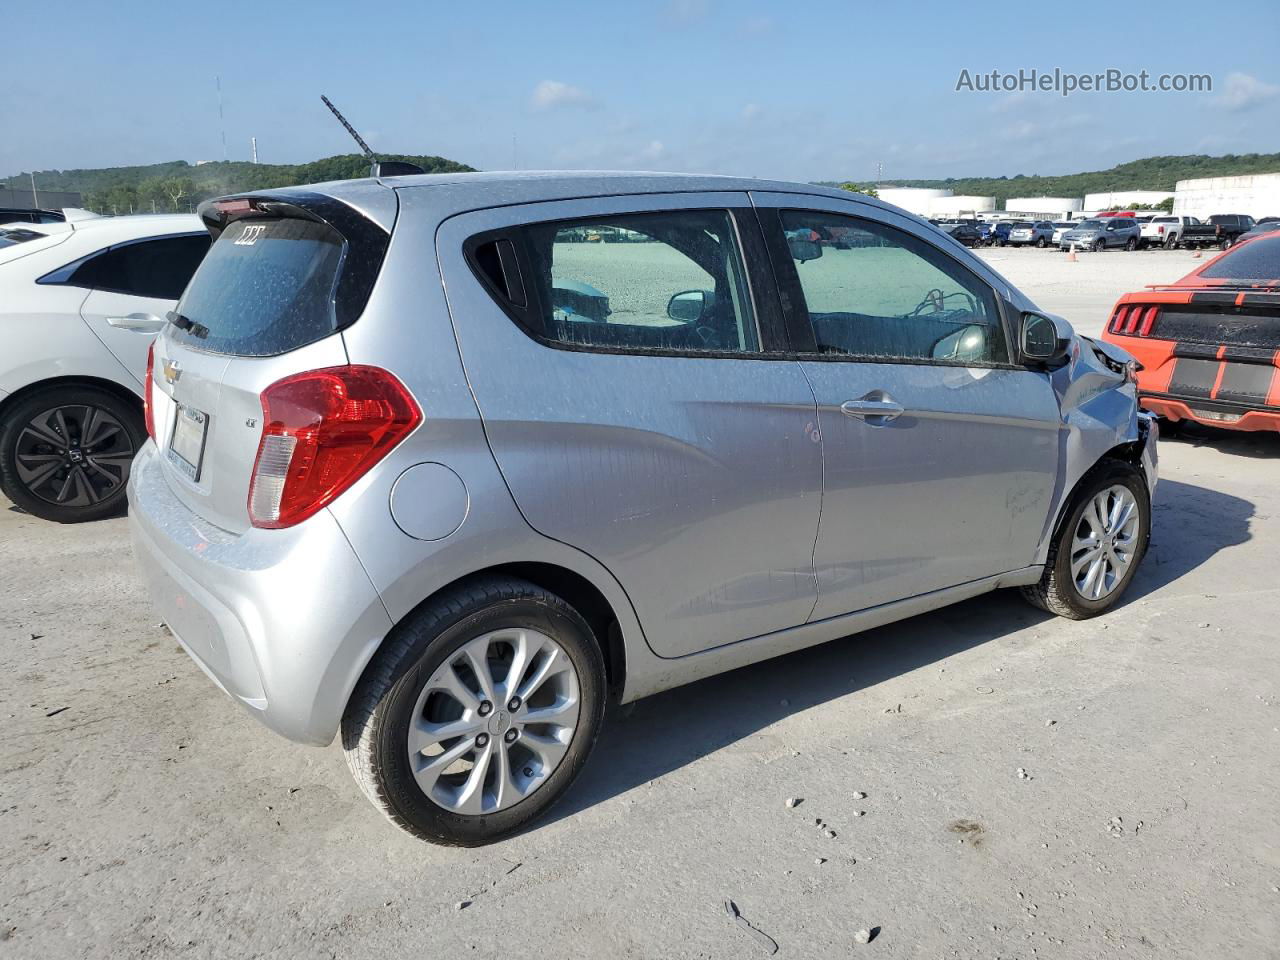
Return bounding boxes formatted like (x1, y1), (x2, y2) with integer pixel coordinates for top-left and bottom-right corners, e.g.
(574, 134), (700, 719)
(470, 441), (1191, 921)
(0, 186), (84, 211)
(1172, 173), (1280, 220)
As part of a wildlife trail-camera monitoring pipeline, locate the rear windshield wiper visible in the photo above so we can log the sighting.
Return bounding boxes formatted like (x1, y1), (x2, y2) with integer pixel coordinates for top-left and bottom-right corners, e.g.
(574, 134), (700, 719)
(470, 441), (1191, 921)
(167, 311), (210, 339)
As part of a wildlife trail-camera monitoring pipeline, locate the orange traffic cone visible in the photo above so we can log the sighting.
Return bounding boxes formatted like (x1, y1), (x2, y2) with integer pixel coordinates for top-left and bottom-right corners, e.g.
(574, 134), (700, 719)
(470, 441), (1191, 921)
(1192, 248), (1202, 259)
(1066, 241), (1078, 262)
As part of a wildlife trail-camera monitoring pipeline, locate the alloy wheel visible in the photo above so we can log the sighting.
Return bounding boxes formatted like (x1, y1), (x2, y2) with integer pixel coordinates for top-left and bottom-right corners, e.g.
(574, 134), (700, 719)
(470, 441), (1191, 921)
(1070, 484), (1141, 601)
(13, 403), (135, 507)
(408, 628), (581, 815)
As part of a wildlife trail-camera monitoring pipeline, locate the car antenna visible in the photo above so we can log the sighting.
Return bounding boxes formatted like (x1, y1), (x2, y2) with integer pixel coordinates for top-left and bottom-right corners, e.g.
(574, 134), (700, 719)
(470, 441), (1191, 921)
(320, 94), (425, 179)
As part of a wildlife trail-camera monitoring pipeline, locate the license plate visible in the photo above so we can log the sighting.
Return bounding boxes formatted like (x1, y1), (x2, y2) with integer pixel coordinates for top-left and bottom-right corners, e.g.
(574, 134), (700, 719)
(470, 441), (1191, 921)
(167, 403), (209, 481)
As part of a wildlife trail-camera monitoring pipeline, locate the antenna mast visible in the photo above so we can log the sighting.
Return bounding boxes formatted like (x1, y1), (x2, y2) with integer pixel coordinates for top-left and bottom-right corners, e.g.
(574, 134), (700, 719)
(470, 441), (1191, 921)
(321, 95), (374, 159)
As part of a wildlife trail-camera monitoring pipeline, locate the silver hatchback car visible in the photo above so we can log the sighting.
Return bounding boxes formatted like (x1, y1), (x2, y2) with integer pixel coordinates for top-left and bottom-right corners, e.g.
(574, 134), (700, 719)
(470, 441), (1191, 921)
(129, 172), (1157, 845)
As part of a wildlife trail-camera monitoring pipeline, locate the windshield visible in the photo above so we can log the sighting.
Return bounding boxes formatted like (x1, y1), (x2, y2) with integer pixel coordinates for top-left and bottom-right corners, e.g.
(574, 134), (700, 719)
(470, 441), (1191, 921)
(0, 227), (43, 248)
(1077, 220), (1104, 229)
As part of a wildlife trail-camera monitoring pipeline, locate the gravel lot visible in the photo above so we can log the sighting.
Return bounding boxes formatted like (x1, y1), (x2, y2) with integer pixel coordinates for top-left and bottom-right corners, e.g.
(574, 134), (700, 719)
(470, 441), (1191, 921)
(3, 246), (1278, 959)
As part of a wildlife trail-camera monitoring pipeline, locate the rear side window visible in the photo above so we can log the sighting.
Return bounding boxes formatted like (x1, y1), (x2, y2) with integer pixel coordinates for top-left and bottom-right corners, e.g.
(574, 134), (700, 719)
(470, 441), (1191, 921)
(479, 210), (761, 354)
(70, 234), (210, 299)
(780, 209), (1007, 364)
(67, 235), (209, 299)
(172, 217), (344, 357)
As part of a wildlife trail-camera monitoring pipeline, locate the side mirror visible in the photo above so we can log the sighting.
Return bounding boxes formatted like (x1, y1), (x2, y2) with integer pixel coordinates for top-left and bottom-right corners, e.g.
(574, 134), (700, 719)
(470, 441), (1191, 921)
(1106, 224), (1117, 231)
(668, 289), (715, 323)
(787, 237), (823, 263)
(1021, 311), (1071, 365)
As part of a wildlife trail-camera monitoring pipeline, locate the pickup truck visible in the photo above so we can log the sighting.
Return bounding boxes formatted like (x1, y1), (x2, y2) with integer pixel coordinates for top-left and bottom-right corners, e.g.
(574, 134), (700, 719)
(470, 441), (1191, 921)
(1139, 215), (1199, 249)
(1179, 214), (1256, 250)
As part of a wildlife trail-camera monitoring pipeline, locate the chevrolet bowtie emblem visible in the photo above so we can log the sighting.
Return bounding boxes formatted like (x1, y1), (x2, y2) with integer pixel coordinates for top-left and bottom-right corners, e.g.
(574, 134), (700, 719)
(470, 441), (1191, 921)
(162, 358), (182, 384)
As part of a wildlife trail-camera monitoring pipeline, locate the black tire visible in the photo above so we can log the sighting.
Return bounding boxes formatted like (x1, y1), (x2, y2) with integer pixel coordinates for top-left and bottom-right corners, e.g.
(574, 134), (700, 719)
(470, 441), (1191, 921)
(1220, 237), (1232, 251)
(1092, 239), (1105, 253)
(1124, 237), (1137, 251)
(1036, 236), (1047, 248)
(1164, 236), (1177, 249)
(0, 383), (143, 523)
(342, 576), (607, 846)
(1022, 459), (1151, 620)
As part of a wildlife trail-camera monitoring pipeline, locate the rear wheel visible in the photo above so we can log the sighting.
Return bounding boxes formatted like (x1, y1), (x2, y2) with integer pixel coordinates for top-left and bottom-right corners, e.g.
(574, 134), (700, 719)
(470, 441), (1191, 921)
(342, 576), (606, 845)
(1220, 237), (1233, 251)
(1022, 460), (1150, 619)
(1125, 237), (1137, 251)
(0, 384), (143, 523)
(1036, 236), (1047, 248)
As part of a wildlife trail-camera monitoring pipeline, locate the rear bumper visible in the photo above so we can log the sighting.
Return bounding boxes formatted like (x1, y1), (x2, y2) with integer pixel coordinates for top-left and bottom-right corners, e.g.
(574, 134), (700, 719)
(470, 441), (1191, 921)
(1141, 395), (1280, 433)
(127, 444), (394, 745)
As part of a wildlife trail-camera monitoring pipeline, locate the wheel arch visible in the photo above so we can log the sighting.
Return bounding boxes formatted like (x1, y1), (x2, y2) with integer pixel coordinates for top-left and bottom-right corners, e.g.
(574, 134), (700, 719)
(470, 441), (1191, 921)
(0, 374), (144, 425)
(367, 562), (629, 706)
(1040, 436), (1150, 563)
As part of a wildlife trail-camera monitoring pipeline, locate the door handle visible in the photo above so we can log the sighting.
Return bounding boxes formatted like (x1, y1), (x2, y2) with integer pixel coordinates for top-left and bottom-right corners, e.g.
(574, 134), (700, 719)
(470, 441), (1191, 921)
(840, 397), (905, 422)
(105, 313), (166, 333)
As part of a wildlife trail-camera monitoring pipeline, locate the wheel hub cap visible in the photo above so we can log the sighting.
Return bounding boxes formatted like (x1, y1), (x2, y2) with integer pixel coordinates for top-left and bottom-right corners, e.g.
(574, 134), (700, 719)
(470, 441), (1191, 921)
(1070, 484), (1141, 601)
(13, 403), (134, 507)
(408, 627), (581, 815)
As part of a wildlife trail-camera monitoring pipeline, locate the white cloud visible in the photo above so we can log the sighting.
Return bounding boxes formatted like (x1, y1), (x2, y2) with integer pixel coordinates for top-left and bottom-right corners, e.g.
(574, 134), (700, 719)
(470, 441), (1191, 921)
(531, 80), (598, 111)
(1211, 72), (1279, 112)
(741, 103), (762, 121)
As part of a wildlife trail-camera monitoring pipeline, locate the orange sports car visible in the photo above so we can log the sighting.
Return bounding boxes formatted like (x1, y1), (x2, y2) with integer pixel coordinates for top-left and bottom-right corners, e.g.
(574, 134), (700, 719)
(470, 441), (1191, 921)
(1103, 231), (1280, 432)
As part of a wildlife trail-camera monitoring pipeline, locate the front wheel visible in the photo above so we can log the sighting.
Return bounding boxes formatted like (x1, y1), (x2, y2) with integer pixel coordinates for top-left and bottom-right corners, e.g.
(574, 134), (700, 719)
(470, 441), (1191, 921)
(1093, 239), (1105, 252)
(0, 384), (144, 523)
(342, 576), (606, 845)
(1022, 460), (1151, 619)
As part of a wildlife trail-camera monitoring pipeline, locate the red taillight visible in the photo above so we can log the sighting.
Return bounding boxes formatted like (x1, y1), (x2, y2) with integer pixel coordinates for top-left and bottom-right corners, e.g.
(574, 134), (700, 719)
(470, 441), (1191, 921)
(1137, 305), (1160, 337)
(1109, 306), (1129, 333)
(1122, 306), (1141, 335)
(1157, 225), (1165, 234)
(144, 342), (157, 441)
(247, 365), (421, 529)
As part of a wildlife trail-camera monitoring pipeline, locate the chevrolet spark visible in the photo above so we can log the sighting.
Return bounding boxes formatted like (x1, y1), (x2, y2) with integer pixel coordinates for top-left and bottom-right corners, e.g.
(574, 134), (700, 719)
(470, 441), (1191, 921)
(129, 172), (1157, 845)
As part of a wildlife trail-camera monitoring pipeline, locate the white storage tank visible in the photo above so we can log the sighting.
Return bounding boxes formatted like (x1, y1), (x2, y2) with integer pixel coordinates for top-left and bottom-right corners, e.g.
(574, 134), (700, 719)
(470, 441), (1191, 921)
(1005, 197), (1083, 218)
(1172, 173), (1280, 220)
(1083, 190), (1174, 210)
(876, 188), (950, 216)
(928, 195), (996, 218)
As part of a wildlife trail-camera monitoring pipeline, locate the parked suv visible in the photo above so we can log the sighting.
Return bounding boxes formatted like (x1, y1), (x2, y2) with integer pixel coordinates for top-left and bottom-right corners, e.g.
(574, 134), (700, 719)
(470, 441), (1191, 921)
(129, 173), (1157, 845)
(1060, 217), (1141, 252)
(0, 214), (209, 521)
(1007, 221), (1054, 247)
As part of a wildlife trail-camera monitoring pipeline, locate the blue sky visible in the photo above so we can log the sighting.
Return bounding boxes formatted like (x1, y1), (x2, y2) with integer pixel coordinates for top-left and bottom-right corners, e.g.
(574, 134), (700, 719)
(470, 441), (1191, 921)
(5, 0), (1279, 181)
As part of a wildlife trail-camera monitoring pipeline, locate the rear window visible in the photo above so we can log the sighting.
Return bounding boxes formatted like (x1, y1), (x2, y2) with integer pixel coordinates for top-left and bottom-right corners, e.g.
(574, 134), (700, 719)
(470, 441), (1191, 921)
(1199, 234), (1280, 282)
(171, 217), (344, 357)
(1013, 222), (1033, 228)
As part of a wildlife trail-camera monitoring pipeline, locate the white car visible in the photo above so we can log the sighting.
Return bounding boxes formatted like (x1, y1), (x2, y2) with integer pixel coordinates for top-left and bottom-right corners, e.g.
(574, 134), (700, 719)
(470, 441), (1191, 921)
(0, 214), (208, 522)
(1049, 221), (1076, 245)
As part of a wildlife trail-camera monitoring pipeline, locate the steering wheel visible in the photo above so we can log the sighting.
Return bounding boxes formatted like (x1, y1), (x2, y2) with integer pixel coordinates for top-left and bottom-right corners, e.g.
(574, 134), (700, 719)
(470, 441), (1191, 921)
(695, 324), (719, 347)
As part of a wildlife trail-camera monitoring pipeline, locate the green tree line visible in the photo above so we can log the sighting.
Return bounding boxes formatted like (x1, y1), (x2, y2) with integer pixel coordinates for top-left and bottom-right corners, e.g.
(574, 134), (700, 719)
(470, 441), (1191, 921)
(4, 153), (475, 214)
(825, 152), (1280, 204)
